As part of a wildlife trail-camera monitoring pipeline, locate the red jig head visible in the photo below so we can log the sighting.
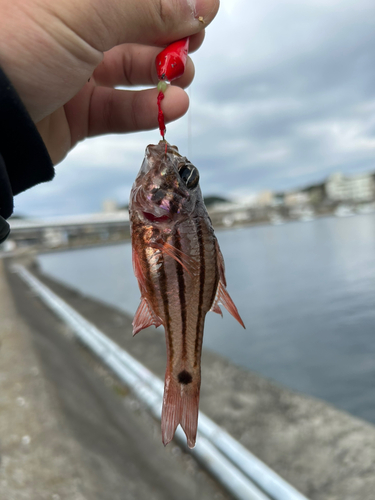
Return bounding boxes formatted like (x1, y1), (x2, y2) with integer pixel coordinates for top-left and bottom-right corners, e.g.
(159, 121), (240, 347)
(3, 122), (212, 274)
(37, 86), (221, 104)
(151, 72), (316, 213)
(156, 37), (190, 82)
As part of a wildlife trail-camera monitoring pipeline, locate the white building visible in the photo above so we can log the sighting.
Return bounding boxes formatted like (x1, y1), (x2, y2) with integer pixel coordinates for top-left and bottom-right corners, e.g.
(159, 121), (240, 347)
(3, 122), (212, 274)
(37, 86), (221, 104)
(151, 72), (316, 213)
(102, 199), (119, 213)
(284, 191), (310, 206)
(326, 172), (374, 202)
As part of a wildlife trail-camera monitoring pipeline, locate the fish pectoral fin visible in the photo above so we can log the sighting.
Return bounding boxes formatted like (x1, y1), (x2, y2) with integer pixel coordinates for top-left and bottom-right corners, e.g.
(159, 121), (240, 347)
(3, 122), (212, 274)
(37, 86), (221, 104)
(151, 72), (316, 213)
(132, 298), (163, 336)
(211, 280), (245, 329)
(153, 241), (197, 277)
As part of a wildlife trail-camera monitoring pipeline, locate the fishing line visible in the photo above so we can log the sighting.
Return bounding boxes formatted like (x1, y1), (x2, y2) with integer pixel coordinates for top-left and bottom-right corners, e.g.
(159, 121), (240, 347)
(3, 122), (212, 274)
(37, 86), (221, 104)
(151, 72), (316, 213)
(188, 85), (192, 160)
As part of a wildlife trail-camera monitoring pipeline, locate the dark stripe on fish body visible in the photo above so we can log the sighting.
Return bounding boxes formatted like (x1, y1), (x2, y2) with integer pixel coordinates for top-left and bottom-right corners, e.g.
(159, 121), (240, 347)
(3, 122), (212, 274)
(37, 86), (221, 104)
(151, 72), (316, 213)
(173, 230), (187, 360)
(194, 218), (205, 367)
(158, 253), (174, 363)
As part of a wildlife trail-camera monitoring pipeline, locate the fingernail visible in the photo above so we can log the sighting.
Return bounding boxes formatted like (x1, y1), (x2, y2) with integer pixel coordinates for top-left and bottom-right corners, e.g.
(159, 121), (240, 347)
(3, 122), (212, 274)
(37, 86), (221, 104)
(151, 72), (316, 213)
(188, 0), (219, 25)
(186, 0), (197, 17)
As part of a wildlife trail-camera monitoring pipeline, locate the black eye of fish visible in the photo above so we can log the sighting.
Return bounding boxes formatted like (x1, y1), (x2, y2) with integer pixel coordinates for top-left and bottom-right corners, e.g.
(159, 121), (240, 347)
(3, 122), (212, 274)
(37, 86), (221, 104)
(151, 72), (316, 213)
(179, 164), (199, 190)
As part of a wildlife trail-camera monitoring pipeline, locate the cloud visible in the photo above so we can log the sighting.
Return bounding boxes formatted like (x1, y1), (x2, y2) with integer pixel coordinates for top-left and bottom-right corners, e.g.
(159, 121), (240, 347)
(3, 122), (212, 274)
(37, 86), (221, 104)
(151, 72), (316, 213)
(14, 0), (375, 217)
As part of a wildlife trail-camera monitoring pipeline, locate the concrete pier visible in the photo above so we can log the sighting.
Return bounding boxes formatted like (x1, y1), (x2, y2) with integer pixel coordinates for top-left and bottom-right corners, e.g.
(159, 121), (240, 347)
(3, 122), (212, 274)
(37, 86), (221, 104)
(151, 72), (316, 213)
(2, 257), (375, 499)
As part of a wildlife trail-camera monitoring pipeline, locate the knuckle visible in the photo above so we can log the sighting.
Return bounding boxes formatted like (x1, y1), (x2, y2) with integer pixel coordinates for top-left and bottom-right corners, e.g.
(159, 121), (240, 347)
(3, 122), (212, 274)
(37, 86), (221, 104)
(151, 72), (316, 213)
(122, 49), (134, 86)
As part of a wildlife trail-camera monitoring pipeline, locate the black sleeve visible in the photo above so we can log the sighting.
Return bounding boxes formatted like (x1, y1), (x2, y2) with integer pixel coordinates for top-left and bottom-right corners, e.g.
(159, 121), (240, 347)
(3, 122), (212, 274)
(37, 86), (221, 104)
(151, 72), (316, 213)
(0, 65), (55, 242)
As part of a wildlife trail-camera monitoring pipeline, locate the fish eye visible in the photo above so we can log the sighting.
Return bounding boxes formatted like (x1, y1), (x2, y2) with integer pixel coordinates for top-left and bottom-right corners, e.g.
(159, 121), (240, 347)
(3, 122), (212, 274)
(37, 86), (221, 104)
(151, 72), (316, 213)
(179, 164), (199, 190)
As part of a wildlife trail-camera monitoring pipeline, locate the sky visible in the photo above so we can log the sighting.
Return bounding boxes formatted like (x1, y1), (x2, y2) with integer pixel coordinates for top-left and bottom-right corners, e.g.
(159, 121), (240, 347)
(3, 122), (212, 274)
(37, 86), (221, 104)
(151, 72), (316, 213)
(14, 0), (375, 217)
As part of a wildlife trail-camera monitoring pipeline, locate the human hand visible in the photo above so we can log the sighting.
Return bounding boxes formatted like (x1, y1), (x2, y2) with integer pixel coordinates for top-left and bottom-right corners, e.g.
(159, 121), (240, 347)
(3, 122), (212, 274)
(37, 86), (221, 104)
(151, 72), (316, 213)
(0, 0), (219, 164)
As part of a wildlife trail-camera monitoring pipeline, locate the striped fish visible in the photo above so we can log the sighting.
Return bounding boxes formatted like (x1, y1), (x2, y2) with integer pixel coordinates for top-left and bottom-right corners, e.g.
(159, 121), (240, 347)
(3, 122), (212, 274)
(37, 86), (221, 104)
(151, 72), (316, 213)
(129, 141), (245, 448)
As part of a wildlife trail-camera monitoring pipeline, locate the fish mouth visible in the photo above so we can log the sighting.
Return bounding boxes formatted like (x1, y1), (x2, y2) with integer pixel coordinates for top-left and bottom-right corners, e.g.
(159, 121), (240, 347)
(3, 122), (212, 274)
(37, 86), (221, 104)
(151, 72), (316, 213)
(143, 211), (170, 223)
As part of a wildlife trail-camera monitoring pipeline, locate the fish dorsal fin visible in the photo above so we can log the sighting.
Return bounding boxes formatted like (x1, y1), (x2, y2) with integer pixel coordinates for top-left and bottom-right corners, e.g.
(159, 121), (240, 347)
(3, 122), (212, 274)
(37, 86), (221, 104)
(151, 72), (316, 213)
(210, 281), (245, 329)
(215, 238), (227, 286)
(132, 297), (163, 336)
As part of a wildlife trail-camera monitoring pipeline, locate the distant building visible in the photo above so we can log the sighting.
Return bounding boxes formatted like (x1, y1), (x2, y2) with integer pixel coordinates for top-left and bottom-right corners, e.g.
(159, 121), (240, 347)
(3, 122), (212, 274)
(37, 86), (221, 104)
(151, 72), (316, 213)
(302, 183), (326, 206)
(256, 191), (273, 207)
(271, 192), (285, 206)
(284, 191), (310, 206)
(102, 199), (119, 213)
(326, 172), (375, 202)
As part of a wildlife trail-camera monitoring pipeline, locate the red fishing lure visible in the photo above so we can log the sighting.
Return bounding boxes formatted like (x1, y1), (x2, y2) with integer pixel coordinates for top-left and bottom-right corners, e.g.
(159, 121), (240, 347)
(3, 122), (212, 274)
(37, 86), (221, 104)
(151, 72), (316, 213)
(156, 37), (190, 82)
(155, 37), (190, 139)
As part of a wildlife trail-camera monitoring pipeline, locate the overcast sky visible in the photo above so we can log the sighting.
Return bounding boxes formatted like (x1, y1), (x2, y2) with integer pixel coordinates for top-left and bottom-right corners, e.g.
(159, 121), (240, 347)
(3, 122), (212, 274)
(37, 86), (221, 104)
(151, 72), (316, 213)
(14, 0), (375, 217)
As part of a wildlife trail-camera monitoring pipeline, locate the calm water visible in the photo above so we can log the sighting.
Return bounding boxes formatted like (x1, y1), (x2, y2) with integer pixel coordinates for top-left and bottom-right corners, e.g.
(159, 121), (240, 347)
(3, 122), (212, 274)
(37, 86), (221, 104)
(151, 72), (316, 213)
(37, 215), (375, 423)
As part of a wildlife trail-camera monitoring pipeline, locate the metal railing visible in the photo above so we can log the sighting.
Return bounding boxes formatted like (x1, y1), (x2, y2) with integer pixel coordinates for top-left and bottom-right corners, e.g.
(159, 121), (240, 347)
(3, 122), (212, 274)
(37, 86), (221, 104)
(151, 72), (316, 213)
(14, 265), (309, 500)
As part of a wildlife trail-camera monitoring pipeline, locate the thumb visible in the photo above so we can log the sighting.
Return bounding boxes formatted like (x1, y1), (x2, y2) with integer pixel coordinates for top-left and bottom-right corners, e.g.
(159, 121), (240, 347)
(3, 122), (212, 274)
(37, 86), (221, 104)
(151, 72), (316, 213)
(47, 0), (219, 51)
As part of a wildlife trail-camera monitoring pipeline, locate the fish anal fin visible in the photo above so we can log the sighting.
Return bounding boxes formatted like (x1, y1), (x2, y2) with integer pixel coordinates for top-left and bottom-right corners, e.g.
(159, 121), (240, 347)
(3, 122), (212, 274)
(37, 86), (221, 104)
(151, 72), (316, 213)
(132, 297), (162, 336)
(212, 280), (245, 329)
(161, 370), (200, 449)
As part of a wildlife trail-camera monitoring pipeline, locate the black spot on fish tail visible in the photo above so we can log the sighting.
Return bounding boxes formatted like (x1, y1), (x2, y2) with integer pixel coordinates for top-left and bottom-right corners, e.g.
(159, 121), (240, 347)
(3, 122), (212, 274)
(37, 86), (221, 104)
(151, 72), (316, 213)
(178, 370), (193, 385)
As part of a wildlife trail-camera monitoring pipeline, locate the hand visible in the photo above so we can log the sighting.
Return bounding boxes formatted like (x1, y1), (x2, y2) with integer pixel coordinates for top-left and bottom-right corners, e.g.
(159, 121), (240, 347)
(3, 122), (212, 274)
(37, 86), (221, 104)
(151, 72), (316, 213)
(0, 0), (219, 164)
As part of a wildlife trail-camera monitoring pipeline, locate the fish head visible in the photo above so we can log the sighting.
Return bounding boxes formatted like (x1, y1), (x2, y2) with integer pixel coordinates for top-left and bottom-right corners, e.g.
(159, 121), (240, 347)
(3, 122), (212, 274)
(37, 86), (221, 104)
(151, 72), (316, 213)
(130, 141), (202, 225)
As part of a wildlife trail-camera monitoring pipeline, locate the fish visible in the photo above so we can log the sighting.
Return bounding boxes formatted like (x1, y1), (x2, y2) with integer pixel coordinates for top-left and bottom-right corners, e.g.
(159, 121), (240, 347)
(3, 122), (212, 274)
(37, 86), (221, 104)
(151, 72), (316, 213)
(129, 141), (245, 448)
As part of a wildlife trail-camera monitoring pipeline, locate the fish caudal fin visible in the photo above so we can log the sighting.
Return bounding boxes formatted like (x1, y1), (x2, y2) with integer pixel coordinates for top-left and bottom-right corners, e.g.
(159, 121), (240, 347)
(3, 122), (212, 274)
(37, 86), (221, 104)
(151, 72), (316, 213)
(161, 370), (200, 449)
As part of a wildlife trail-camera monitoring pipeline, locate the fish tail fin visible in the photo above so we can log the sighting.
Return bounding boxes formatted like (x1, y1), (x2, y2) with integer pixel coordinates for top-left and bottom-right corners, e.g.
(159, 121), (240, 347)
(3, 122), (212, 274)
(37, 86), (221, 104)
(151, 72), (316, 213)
(161, 370), (200, 449)
(180, 383), (200, 449)
(161, 374), (183, 447)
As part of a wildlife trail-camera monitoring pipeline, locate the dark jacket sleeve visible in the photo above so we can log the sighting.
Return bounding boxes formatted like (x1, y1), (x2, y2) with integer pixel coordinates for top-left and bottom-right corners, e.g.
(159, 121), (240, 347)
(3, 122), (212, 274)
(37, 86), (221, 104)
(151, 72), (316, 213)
(0, 66), (55, 243)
